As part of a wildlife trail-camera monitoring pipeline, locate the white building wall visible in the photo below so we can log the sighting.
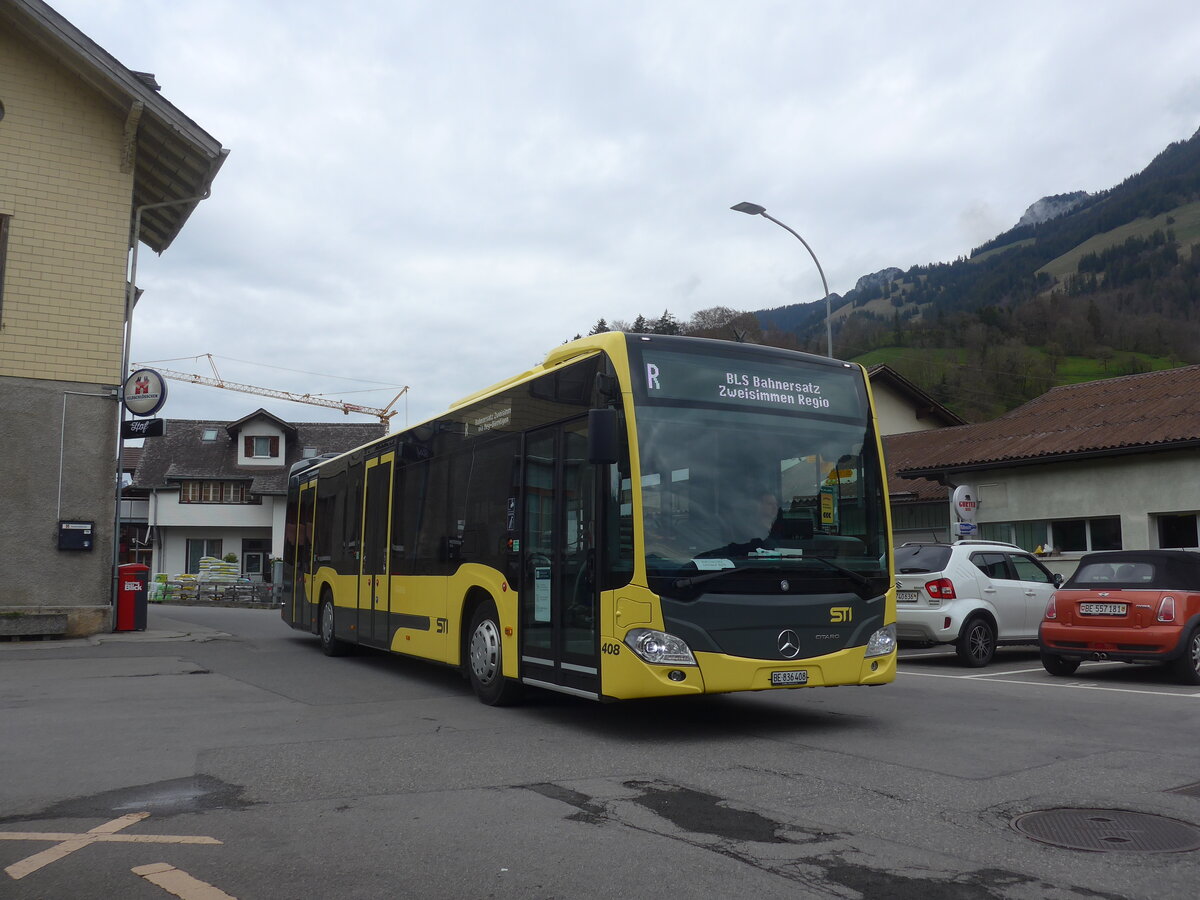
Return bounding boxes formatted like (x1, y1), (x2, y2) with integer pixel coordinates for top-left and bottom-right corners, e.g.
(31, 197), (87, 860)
(270, 496), (288, 559)
(872, 382), (944, 436)
(151, 492), (274, 528)
(154, 526), (274, 578)
(965, 449), (1200, 578)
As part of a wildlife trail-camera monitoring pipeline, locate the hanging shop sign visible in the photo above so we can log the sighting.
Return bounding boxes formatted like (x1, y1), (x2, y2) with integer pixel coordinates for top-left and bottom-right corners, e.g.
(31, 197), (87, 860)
(121, 417), (165, 439)
(122, 368), (168, 417)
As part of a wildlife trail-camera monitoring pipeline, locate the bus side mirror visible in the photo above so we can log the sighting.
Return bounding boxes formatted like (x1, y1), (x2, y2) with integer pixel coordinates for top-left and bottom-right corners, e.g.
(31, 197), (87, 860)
(587, 408), (619, 465)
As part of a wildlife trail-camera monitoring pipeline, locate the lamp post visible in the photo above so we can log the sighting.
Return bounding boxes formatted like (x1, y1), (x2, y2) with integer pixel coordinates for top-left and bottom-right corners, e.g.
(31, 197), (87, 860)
(731, 201), (832, 358)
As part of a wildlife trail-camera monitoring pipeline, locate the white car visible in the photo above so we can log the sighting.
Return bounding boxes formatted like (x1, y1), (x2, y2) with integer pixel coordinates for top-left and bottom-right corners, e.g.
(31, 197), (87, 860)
(894, 540), (1062, 667)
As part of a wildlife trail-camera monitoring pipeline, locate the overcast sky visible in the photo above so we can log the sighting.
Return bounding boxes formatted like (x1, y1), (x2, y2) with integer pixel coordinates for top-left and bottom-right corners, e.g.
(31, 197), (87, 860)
(56, 0), (1200, 429)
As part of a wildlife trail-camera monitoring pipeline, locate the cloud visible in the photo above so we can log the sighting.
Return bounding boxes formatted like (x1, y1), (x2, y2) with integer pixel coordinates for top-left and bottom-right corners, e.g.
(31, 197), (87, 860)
(50, 0), (1200, 426)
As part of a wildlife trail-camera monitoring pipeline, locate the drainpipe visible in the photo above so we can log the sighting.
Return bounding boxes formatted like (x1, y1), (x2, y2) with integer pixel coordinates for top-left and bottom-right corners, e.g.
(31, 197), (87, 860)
(110, 192), (210, 631)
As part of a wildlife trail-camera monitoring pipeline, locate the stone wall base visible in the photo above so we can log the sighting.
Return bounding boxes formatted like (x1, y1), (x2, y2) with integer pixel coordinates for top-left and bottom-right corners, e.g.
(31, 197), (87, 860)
(0, 606), (110, 638)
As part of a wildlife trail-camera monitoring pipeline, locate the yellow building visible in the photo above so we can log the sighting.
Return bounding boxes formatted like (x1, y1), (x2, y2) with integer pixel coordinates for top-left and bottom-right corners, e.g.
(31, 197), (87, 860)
(0, 0), (226, 636)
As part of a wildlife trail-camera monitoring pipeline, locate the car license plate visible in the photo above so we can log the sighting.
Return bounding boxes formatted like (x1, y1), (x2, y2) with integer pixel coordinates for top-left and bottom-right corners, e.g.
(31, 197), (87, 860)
(1079, 602), (1127, 616)
(897, 590), (920, 603)
(771, 670), (808, 686)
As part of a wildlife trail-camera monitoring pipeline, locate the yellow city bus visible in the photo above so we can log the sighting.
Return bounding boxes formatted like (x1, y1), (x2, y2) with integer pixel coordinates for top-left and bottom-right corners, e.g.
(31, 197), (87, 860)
(281, 332), (896, 704)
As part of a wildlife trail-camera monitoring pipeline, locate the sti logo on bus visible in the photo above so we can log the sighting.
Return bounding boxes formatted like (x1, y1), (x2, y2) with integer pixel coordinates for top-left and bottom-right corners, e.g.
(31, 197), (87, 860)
(646, 363), (661, 391)
(830, 606), (852, 623)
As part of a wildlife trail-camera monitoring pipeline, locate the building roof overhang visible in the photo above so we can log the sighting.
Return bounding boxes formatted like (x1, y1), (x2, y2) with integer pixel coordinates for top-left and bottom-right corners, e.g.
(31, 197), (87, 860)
(2, 0), (228, 252)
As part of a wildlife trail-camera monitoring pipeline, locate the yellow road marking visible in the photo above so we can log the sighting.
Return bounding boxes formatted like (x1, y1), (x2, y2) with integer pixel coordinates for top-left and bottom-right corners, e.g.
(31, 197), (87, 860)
(134, 862), (237, 900)
(2, 812), (221, 880)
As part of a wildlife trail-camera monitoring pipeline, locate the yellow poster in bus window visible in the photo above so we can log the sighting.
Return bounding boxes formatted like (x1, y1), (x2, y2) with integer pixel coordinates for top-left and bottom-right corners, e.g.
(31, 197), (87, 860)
(819, 487), (836, 526)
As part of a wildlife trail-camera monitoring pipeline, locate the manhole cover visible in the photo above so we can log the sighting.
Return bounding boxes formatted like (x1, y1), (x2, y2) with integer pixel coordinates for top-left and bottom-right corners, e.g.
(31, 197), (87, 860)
(1013, 808), (1200, 853)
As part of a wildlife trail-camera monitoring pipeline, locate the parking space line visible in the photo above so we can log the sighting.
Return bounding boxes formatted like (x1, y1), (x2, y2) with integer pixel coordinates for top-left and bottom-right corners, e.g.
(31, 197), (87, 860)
(133, 862), (237, 900)
(899, 669), (1200, 699)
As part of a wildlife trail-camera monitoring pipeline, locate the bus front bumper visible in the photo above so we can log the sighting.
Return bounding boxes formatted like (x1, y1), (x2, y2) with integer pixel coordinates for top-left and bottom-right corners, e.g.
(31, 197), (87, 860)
(601, 642), (896, 700)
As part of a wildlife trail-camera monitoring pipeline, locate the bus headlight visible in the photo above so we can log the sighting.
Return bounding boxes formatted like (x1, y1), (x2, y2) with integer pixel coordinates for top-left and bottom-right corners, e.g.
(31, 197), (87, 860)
(624, 628), (697, 666)
(864, 624), (897, 658)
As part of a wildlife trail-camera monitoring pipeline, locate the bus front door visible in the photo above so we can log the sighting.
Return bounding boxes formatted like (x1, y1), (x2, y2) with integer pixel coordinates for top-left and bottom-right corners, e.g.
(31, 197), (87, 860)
(520, 419), (600, 698)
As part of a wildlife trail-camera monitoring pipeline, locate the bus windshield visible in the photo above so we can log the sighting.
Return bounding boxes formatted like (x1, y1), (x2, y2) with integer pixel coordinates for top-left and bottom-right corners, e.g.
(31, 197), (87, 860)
(633, 395), (888, 599)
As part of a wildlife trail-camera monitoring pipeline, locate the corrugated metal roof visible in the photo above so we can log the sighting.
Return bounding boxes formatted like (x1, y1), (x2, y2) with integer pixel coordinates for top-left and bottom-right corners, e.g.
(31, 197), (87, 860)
(882, 431), (948, 502)
(896, 365), (1200, 478)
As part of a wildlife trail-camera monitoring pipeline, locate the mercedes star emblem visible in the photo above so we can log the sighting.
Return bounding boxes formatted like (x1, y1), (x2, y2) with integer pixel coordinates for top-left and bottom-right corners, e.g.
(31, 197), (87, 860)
(778, 629), (801, 659)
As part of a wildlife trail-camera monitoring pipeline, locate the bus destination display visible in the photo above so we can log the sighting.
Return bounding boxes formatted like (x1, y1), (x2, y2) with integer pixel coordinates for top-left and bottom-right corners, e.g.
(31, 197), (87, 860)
(640, 349), (863, 416)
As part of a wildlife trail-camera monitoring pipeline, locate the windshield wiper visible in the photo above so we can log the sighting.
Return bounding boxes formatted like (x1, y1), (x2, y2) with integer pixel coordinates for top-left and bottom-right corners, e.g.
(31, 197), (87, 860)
(673, 565), (794, 591)
(673, 559), (874, 591)
(799, 556), (874, 589)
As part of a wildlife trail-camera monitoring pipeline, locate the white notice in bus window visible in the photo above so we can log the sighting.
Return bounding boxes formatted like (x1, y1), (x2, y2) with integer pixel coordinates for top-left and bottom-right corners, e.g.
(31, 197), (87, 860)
(535, 567), (552, 622)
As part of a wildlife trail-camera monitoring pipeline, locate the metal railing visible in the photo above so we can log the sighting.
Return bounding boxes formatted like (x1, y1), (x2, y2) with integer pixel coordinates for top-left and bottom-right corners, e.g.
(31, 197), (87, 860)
(152, 579), (283, 605)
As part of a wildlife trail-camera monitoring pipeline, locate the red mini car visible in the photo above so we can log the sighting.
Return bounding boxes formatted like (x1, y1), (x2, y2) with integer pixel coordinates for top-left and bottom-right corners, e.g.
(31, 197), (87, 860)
(1039, 549), (1200, 684)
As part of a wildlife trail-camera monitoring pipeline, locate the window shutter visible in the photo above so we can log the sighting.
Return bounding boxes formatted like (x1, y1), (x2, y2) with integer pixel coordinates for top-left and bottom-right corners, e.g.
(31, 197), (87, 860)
(269, 436), (280, 457)
(244, 436), (254, 457)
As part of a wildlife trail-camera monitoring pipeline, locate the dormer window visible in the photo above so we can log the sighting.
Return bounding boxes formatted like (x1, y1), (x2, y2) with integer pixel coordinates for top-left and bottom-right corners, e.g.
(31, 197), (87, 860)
(244, 436), (280, 459)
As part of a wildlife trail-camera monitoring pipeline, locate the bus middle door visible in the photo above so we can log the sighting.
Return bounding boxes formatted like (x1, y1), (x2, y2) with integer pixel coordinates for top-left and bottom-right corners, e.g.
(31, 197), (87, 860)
(358, 453), (395, 647)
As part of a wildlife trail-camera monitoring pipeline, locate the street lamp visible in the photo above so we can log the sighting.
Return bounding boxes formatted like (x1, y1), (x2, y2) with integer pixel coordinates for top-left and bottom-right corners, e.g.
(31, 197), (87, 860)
(731, 201), (832, 358)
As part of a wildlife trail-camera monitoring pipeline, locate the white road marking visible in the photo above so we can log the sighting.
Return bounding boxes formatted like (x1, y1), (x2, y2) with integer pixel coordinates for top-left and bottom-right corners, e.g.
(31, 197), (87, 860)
(2, 812), (221, 880)
(898, 669), (1199, 699)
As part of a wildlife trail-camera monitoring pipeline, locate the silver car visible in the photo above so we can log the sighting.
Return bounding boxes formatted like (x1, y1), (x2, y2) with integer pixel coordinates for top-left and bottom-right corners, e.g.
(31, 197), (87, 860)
(895, 540), (1062, 666)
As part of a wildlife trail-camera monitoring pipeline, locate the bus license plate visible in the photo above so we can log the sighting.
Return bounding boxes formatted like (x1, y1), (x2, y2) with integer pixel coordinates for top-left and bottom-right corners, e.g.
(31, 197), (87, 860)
(1079, 602), (1127, 616)
(771, 670), (808, 686)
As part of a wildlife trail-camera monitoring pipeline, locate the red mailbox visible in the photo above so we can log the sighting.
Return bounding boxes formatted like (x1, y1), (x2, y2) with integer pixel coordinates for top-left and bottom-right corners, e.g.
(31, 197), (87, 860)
(116, 563), (149, 632)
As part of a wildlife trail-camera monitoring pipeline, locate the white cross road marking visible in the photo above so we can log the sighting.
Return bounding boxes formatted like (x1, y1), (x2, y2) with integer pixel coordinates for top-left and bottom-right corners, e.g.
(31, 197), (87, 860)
(133, 861), (237, 900)
(1, 812), (221, 880)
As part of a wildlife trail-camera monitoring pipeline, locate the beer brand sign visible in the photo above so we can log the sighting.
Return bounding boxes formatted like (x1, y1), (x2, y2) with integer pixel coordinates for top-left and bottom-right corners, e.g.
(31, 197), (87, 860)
(122, 368), (168, 417)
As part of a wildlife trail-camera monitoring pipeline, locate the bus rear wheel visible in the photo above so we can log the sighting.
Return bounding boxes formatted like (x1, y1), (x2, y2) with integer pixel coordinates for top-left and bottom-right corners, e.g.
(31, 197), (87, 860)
(467, 601), (522, 706)
(320, 596), (351, 657)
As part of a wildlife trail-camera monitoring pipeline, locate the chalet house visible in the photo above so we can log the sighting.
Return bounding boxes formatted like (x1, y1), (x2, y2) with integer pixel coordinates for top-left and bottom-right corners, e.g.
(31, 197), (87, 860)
(0, 0), (225, 636)
(890, 365), (1200, 578)
(126, 410), (383, 579)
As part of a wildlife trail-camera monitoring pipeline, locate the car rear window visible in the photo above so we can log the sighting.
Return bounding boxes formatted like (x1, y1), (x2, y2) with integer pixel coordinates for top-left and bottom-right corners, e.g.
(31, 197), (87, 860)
(1071, 561), (1154, 585)
(894, 546), (952, 573)
(1064, 555), (1200, 589)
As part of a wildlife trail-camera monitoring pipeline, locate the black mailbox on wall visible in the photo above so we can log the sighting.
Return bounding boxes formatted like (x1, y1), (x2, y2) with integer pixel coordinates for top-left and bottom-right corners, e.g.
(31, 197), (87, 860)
(58, 520), (94, 551)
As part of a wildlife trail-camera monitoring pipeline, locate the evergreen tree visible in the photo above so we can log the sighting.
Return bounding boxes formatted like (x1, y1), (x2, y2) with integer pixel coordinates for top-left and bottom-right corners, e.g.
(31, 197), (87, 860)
(630, 315), (648, 333)
(652, 309), (682, 335)
(588, 318), (610, 335)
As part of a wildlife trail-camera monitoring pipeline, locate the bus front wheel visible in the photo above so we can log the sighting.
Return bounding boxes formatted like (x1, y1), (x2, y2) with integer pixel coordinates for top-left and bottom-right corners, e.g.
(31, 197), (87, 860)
(467, 601), (522, 706)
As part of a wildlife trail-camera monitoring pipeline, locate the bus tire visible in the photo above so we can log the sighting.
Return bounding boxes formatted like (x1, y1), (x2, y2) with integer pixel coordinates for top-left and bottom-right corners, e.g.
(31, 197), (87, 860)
(319, 594), (352, 657)
(467, 600), (522, 706)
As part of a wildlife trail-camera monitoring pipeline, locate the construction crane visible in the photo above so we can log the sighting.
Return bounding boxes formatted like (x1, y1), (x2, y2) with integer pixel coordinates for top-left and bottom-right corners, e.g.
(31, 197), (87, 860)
(133, 354), (408, 426)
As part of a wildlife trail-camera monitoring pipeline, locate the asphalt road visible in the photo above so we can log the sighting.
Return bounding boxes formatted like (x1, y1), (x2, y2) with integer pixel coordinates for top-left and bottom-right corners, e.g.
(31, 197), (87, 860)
(1, 605), (1197, 899)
